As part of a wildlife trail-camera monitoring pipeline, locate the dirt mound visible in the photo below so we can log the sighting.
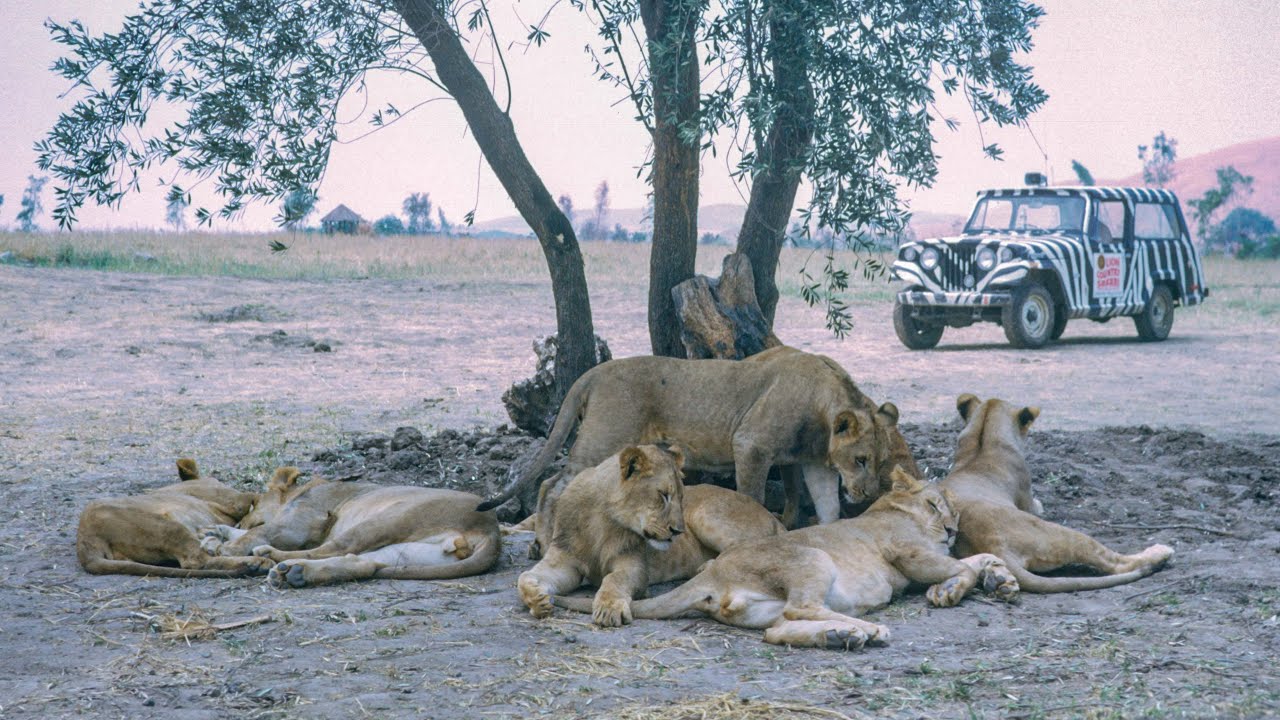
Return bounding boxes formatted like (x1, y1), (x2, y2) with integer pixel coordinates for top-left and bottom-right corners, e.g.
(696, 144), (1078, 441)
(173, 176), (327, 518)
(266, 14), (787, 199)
(308, 425), (561, 522)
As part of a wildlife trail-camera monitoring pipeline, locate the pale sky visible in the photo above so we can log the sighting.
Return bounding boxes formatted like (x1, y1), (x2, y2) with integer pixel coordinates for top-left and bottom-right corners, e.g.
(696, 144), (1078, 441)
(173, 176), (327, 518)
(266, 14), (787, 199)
(1, 0), (1278, 231)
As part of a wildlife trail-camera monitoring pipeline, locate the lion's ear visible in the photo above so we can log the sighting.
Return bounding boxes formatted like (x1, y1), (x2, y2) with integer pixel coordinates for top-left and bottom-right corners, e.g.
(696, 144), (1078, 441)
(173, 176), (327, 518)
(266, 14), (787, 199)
(176, 458), (200, 481)
(956, 394), (980, 422)
(1017, 406), (1040, 434)
(875, 402), (900, 428)
(619, 447), (651, 481)
(270, 467), (302, 489)
(666, 445), (686, 470)
(834, 411), (861, 436)
(889, 465), (921, 493)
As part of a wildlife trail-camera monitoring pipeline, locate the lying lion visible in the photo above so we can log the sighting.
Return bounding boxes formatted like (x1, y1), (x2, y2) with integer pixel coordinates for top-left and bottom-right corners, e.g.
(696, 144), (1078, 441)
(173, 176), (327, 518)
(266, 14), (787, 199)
(203, 469), (500, 588)
(942, 394), (1174, 592)
(483, 348), (916, 544)
(553, 467), (1018, 649)
(77, 459), (273, 578)
(519, 445), (785, 626)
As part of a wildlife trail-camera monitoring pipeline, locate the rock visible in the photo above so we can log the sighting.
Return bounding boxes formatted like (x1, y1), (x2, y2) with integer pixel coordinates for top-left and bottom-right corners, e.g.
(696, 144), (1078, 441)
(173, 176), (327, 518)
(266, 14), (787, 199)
(390, 427), (425, 451)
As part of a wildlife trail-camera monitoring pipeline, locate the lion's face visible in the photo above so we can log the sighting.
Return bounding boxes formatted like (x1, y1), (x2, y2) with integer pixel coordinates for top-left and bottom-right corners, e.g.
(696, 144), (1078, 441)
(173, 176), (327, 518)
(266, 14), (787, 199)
(237, 466), (304, 529)
(616, 446), (687, 551)
(884, 466), (959, 548)
(828, 402), (901, 504)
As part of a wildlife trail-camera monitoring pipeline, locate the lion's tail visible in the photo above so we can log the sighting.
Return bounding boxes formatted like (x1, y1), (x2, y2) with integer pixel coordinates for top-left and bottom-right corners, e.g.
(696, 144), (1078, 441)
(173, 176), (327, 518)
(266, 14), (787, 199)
(476, 370), (595, 512)
(553, 575), (712, 620)
(1006, 557), (1169, 594)
(79, 554), (258, 579)
(370, 531), (501, 581)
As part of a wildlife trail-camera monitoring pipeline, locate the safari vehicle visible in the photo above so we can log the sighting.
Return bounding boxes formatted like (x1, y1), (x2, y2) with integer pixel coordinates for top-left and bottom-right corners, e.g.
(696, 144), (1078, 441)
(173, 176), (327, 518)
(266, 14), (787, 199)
(891, 179), (1209, 349)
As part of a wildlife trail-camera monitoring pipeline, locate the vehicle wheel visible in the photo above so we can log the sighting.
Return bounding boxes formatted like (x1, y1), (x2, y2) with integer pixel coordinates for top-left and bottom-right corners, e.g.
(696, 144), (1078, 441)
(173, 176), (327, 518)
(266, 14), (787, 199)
(1050, 306), (1068, 340)
(893, 300), (944, 350)
(1134, 284), (1174, 341)
(1002, 283), (1055, 349)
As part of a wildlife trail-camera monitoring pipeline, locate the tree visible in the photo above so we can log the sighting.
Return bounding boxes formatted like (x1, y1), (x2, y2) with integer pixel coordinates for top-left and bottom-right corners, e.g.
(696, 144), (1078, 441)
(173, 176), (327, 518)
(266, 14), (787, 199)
(402, 192), (435, 234)
(557, 194), (574, 225)
(1138, 131), (1178, 188)
(581, 180), (610, 240)
(16, 175), (49, 233)
(374, 214), (406, 235)
(1186, 165), (1254, 241)
(280, 189), (317, 230)
(437, 207), (453, 236)
(165, 189), (188, 231)
(1071, 160), (1095, 186)
(1209, 207), (1274, 253)
(38, 0), (598, 398)
(585, 0), (1046, 338)
(610, 223), (629, 242)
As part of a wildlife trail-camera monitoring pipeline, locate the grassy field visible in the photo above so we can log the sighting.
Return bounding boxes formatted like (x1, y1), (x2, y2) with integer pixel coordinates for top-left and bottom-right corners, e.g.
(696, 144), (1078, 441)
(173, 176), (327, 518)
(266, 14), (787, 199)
(1, 230), (1273, 316)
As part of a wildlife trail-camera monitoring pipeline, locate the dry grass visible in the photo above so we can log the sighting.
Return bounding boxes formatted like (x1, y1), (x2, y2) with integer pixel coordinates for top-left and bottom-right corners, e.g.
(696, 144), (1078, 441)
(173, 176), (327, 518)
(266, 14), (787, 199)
(1, 230), (1272, 317)
(589, 692), (871, 720)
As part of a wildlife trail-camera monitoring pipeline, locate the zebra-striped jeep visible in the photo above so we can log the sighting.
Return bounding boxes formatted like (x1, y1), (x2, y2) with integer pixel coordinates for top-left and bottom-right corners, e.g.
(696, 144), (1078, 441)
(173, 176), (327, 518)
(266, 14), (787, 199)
(891, 185), (1209, 349)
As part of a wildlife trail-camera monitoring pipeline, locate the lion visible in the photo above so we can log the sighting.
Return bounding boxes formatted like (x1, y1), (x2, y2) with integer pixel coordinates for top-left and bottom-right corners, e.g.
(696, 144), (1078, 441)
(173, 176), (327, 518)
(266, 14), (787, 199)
(482, 348), (916, 538)
(77, 459), (273, 578)
(202, 468), (500, 588)
(518, 445), (786, 627)
(552, 467), (1018, 649)
(941, 394), (1174, 592)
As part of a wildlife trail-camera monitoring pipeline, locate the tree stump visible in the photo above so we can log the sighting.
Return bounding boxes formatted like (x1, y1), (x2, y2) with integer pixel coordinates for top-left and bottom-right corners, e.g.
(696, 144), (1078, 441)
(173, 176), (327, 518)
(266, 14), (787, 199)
(502, 334), (611, 437)
(671, 252), (782, 359)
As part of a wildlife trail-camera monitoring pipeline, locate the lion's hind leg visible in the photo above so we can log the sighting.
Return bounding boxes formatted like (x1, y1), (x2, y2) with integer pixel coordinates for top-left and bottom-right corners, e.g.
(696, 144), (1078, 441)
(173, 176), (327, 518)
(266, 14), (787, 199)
(763, 617), (889, 651)
(1020, 519), (1174, 577)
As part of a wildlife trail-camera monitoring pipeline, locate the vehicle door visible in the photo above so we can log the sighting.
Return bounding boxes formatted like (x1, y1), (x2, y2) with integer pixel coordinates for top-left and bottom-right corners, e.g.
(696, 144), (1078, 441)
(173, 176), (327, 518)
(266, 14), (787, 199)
(1087, 198), (1134, 315)
(1132, 200), (1184, 303)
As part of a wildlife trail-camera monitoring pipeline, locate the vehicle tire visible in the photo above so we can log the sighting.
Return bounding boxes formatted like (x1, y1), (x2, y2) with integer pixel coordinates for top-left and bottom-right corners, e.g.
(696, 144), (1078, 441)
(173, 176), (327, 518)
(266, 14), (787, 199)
(893, 300), (944, 350)
(1002, 283), (1055, 349)
(1050, 306), (1068, 340)
(1134, 284), (1174, 341)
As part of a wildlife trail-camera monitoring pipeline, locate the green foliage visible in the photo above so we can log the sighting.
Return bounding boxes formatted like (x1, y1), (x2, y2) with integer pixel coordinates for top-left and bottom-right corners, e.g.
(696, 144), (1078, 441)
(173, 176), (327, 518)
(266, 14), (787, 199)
(1236, 234), (1280, 260)
(402, 192), (434, 234)
(17, 175), (49, 232)
(1210, 207), (1275, 252)
(1138, 131), (1178, 187)
(280, 189), (317, 230)
(36, 0), (400, 229)
(578, 0), (1046, 333)
(437, 207), (453, 236)
(1071, 159), (1095, 186)
(1187, 165), (1254, 240)
(374, 214), (406, 235)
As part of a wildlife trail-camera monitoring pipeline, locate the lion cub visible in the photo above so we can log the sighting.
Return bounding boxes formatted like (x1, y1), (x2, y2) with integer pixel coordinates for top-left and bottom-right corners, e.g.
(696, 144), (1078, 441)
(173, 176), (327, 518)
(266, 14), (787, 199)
(519, 445), (785, 627)
(202, 469), (500, 588)
(942, 394), (1174, 592)
(77, 459), (273, 578)
(553, 467), (1018, 650)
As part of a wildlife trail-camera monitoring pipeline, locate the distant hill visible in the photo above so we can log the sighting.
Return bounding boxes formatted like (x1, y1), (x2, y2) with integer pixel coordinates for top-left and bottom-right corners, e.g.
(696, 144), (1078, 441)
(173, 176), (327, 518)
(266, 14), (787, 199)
(1106, 135), (1280, 229)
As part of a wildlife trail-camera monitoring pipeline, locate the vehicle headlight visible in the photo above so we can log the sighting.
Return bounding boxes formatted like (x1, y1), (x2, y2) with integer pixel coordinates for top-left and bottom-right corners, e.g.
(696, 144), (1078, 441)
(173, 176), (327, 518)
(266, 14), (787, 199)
(976, 247), (996, 271)
(901, 247), (918, 262)
(920, 247), (939, 270)
(999, 246), (1015, 263)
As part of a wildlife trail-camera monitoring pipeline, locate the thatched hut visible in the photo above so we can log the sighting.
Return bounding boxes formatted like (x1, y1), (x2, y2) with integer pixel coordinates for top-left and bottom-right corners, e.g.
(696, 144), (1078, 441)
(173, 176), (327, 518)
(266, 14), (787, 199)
(320, 204), (365, 234)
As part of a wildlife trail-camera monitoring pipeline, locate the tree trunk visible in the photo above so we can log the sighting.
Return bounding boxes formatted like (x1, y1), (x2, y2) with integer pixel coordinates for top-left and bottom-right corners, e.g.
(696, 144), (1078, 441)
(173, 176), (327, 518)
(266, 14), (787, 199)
(640, 0), (703, 357)
(393, 0), (597, 396)
(734, 0), (815, 327)
(672, 253), (782, 359)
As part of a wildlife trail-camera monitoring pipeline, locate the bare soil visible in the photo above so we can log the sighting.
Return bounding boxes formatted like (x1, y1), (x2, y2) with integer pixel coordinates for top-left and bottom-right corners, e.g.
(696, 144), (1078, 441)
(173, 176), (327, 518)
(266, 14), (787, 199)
(1, 264), (1278, 719)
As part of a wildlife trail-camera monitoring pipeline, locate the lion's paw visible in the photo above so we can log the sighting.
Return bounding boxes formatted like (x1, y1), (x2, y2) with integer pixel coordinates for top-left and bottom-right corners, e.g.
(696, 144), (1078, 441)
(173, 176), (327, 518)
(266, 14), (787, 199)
(1144, 544), (1175, 566)
(519, 581), (554, 619)
(251, 545), (281, 559)
(199, 535), (224, 555)
(926, 576), (967, 608)
(980, 559), (1020, 602)
(591, 595), (633, 627)
(823, 627), (867, 651)
(450, 535), (473, 560)
(268, 561), (308, 589)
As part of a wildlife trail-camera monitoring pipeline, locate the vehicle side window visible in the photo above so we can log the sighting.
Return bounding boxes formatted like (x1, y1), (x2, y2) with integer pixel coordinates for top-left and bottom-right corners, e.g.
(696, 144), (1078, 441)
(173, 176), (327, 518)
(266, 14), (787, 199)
(1094, 200), (1128, 243)
(1134, 203), (1179, 239)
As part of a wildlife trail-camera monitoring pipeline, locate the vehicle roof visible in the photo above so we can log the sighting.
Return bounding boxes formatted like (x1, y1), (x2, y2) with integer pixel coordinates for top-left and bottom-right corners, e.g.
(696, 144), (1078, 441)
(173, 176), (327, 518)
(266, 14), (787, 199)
(978, 186), (1180, 204)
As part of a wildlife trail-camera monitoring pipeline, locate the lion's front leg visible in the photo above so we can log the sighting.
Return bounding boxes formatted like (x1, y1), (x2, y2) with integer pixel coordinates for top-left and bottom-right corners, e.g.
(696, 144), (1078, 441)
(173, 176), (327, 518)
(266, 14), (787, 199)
(592, 558), (646, 627)
(957, 553), (1019, 601)
(199, 524), (246, 555)
(892, 546), (983, 608)
(518, 548), (583, 620)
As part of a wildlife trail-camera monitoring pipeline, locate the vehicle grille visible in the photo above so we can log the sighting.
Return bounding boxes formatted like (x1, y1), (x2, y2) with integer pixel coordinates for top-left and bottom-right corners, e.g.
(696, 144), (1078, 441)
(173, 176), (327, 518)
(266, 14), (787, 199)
(938, 246), (976, 291)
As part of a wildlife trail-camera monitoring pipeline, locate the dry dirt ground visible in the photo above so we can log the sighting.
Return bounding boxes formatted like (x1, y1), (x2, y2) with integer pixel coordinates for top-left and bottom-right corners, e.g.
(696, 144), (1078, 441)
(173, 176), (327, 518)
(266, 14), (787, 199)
(1, 264), (1278, 719)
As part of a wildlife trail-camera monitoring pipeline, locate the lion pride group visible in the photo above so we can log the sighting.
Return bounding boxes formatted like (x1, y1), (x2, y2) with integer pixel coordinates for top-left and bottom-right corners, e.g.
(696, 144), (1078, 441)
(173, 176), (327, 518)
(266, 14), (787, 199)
(78, 347), (1172, 651)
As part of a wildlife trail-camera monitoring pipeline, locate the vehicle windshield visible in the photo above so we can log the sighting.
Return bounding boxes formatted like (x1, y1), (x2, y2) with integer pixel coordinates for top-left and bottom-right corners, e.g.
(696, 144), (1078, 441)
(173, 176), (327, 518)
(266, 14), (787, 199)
(965, 195), (1086, 234)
